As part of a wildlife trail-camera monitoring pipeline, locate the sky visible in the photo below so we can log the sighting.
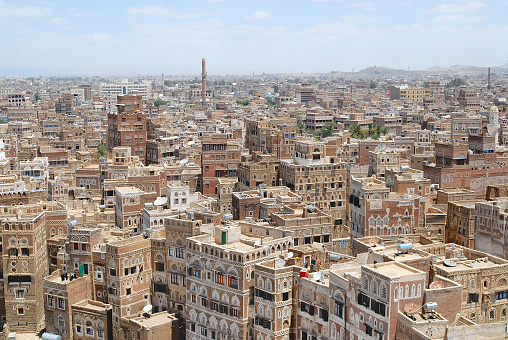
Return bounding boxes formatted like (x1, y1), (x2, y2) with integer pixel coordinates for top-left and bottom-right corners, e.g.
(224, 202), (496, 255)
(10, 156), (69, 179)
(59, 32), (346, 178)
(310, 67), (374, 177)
(0, 0), (507, 76)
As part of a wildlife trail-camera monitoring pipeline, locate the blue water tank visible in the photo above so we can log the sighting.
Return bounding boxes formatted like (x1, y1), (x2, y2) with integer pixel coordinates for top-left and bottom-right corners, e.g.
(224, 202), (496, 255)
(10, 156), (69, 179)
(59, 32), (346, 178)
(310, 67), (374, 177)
(423, 302), (438, 311)
(396, 243), (413, 252)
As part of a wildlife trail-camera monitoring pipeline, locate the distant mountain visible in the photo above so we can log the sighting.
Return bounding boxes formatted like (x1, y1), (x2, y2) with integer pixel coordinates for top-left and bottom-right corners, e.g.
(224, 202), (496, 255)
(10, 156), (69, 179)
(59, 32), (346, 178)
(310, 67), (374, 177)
(356, 64), (508, 78)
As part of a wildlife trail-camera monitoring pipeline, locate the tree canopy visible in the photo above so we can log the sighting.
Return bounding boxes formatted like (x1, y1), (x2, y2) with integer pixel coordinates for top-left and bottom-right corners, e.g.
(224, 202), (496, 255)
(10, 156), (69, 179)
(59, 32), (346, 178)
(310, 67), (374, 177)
(236, 99), (250, 106)
(446, 78), (466, 88)
(350, 124), (387, 140)
(153, 98), (167, 107)
(96, 143), (107, 159)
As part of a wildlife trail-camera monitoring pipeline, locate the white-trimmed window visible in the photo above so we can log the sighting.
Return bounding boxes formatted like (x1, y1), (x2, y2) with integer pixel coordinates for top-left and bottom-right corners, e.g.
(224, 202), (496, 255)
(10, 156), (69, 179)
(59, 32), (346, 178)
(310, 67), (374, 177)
(86, 327), (94, 337)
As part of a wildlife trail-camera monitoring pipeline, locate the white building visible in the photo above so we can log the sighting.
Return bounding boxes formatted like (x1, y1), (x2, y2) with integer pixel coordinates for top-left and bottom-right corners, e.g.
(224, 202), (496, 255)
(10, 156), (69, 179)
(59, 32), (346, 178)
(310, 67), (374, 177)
(19, 157), (49, 187)
(99, 79), (152, 101)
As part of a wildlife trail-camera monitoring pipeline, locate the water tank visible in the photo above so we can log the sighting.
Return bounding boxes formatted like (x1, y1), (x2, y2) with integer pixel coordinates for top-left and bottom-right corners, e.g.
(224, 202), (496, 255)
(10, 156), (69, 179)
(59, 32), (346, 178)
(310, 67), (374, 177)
(396, 243), (413, 252)
(329, 254), (341, 261)
(423, 302), (438, 312)
(42, 333), (62, 340)
(67, 220), (77, 228)
(400, 165), (410, 171)
(222, 214), (233, 221)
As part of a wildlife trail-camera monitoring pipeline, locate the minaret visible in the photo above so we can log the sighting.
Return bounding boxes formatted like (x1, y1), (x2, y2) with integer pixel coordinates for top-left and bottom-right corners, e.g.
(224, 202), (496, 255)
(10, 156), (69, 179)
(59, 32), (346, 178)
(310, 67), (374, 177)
(201, 58), (207, 106)
(487, 67), (491, 90)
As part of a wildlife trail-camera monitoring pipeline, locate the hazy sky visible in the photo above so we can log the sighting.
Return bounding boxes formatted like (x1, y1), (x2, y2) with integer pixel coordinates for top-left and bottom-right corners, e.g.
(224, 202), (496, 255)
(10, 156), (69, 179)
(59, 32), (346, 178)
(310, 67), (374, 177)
(0, 0), (506, 75)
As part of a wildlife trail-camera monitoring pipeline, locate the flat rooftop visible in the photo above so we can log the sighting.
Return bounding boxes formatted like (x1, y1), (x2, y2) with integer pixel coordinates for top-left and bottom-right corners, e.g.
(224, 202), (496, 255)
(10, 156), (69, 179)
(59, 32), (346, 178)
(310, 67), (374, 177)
(128, 312), (177, 328)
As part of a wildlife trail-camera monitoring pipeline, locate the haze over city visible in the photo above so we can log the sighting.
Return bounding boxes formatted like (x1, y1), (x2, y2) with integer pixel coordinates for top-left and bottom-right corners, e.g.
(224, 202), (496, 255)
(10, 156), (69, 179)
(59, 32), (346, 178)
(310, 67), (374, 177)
(3, 1), (508, 340)
(1, 0), (507, 75)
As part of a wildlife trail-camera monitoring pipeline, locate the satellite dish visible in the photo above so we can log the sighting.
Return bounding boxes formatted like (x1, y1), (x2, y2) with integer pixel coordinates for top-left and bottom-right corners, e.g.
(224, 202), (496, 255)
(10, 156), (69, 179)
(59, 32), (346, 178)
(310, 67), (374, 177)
(443, 260), (457, 267)
(143, 304), (152, 313)
(369, 237), (380, 245)
(429, 281), (445, 289)
(287, 252), (294, 259)
(313, 271), (322, 281)
(404, 302), (419, 314)
(276, 259), (286, 268)
(375, 143), (387, 152)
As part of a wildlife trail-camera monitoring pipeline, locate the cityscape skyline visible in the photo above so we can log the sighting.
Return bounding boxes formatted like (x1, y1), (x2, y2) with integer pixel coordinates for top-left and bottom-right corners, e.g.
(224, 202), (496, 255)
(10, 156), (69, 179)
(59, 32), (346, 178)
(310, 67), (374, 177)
(1, 0), (507, 76)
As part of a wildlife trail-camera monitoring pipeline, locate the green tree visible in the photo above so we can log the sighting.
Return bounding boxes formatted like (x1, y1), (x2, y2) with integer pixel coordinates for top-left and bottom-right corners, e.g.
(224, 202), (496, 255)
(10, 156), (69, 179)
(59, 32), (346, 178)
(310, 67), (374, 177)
(266, 96), (275, 107)
(350, 124), (365, 139)
(0, 118), (6, 124)
(376, 125), (388, 136)
(370, 81), (377, 89)
(236, 99), (250, 106)
(153, 98), (167, 107)
(317, 122), (336, 139)
(297, 123), (305, 135)
(446, 78), (466, 88)
(273, 85), (279, 94)
(96, 143), (107, 159)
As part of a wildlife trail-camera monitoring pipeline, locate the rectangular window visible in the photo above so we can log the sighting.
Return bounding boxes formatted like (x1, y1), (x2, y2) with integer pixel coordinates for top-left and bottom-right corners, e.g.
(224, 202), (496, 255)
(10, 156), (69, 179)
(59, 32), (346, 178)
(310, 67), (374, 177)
(110, 268), (116, 276)
(468, 293), (479, 304)
(76, 325), (83, 335)
(155, 263), (165, 272)
(228, 276), (238, 289)
(171, 274), (179, 285)
(153, 284), (166, 293)
(48, 295), (55, 307)
(16, 290), (24, 299)
(58, 297), (65, 310)
(215, 272), (224, 285)
(86, 327), (94, 336)
(126, 288), (131, 295)
(175, 248), (185, 259)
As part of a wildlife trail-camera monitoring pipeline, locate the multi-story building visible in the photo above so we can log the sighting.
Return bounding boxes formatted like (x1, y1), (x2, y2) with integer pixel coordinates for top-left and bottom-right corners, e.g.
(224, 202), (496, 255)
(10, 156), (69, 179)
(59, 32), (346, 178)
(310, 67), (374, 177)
(458, 87), (480, 112)
(185, 223), (293, 340)
(349, 176), (421, 238)
(105, 235), (152, 339)
(72, 299), (113, 340)
(244, 118), (297, 159)
(278, 140), (347, 227)
(237, 152), (279, 190)
(100, 80), (152, 101)
(107, 95), (147, 163)
(43, 269), (92, 339)
(115, 187), (157, 234)
(200, 133), (241, 196)
(368, 148), (401, 177)
(445, 200), (477, 248)
(0, 203), (66, 332)
(475, 198), (508, 259)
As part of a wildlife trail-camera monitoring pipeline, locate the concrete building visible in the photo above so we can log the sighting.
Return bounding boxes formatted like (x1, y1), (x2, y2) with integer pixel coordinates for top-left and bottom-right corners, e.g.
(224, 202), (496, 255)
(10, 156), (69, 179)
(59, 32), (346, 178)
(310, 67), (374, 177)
(100, 80), (152, 101)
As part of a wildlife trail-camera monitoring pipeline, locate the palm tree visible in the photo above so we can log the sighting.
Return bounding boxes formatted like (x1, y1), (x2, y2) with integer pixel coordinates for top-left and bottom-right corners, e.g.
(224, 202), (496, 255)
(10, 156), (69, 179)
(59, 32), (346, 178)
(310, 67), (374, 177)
(376, 125), (388, 136)
(350, 124), (364, 139)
